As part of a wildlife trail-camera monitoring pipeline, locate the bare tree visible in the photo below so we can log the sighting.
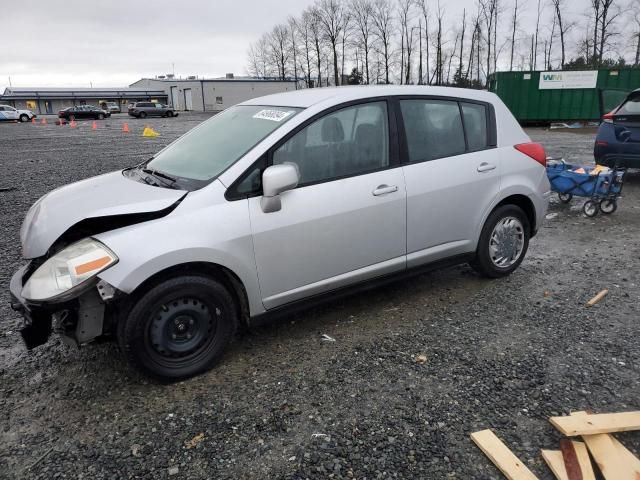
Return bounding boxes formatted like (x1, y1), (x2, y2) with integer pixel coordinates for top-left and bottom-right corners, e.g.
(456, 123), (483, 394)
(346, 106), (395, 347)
(350, 0), (375, 83)
(479, 0), (497, 82)
(316, 0), (347, 85)
(267, 24), (291, 80)
(509, 0), (519, 70)
(371, 0), (394, 83)
(309, 7), (325, 86)
(298, 9), (317, 87)
(418, 0), (430, 84)
(434, 0), (444, 85)
(550, 0), (570, 67)
(597, 0), (619, 64)
(459, 9), (466, 79)
(397, 0), (416, 84)
(288, 16), (299, 86)
(533, 0), (543, 70)
(634, 1), (640, 65)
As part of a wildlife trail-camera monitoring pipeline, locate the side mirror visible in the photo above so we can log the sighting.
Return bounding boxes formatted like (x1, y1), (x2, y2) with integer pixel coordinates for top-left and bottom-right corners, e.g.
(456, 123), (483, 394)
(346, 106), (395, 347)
(260, 163), (299, 213)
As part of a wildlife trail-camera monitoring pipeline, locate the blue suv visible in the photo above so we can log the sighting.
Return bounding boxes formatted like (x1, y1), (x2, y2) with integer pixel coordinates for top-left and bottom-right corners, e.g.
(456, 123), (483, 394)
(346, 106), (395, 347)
(595, 89), (640, 169)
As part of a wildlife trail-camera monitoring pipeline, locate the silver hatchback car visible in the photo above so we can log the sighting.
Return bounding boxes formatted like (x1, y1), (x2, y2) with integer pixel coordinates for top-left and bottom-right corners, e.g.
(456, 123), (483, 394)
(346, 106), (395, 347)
(10, 86), (551, 381)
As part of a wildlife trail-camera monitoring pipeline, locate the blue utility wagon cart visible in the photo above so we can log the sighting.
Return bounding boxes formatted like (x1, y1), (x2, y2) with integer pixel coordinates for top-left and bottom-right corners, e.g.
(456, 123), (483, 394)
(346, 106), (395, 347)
(546, 160), (626, 217)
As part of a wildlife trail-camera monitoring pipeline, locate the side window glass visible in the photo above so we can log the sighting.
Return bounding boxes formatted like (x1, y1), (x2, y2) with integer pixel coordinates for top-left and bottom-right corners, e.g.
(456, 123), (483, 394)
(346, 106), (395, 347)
(400, 99), (466, 162)
(272, 101), (389, 185)
(462, 102), (488, 151)
(235, 157), (267, 196)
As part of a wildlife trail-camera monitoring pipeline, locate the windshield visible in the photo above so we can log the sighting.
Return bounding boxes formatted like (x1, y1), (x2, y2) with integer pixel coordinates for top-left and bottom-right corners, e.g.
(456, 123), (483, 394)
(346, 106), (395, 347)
(146, 105), (302, 182)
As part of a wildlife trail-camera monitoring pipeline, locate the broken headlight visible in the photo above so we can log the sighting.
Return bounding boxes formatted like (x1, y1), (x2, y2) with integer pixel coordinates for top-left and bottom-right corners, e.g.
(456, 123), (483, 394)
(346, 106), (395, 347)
(22, 238), (118, 302)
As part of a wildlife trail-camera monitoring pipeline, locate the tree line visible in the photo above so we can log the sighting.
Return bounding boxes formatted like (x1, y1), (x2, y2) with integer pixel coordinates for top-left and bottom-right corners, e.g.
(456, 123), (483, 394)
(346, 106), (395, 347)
(246, 0), (640, 88)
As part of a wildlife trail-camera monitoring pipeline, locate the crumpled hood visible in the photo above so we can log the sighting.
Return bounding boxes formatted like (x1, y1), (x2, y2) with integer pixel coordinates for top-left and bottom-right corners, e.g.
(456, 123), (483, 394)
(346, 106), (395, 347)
(21, 171), (186, 259)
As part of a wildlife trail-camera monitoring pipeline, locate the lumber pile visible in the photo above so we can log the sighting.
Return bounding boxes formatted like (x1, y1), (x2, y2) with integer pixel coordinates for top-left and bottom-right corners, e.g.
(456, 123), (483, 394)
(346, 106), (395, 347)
(471, 410), (640, 479)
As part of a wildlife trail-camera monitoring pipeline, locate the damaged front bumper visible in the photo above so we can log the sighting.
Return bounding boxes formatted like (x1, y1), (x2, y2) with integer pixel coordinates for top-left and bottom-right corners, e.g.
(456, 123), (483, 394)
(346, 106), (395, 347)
(10, 264), (120, 349)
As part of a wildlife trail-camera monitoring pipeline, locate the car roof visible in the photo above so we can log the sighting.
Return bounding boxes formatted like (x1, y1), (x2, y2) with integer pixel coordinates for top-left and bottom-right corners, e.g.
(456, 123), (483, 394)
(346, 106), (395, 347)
(240, 85), (497, 108)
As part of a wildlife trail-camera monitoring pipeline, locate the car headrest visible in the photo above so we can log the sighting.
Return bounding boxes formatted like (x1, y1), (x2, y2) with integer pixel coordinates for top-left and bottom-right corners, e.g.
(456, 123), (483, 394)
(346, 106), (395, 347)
(321, 116), (344, 142)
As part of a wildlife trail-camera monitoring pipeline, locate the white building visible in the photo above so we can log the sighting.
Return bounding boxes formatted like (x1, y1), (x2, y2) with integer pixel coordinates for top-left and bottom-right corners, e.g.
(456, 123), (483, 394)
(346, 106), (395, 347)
(129, 75), (298, 112)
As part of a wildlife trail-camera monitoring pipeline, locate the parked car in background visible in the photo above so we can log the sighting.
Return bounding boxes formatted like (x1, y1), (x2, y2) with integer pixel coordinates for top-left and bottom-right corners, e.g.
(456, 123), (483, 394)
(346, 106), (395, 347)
(10, 86), (550, 381)
(595, 89), (640, 169)
(58, 105), (111, 121)
(0, 104), (37, 122)
(128, 102), (176, 118)
(100, 101), (121, 114)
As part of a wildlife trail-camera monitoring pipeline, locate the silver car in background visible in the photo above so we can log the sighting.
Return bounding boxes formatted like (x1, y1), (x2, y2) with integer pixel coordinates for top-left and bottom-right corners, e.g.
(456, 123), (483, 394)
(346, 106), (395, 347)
(10, 86), (551, 381)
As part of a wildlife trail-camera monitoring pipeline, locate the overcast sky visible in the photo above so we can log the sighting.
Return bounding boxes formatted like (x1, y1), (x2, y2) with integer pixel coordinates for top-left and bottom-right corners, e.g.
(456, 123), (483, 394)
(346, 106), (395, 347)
(1, 0), (317, 91)
(1, 0), (597, 92)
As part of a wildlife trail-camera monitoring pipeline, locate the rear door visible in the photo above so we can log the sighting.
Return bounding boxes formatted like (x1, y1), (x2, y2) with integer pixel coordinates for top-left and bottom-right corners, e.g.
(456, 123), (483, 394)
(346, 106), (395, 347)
(247, 100), (407, 309)
(398, 97), (501, 267)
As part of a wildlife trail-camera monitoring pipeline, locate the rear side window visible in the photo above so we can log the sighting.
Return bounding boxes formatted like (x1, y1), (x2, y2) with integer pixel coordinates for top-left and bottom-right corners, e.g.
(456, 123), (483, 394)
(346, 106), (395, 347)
(617, 95), (640, 115)
(461, 102), (488, 151)
(400, 99), (466, 162)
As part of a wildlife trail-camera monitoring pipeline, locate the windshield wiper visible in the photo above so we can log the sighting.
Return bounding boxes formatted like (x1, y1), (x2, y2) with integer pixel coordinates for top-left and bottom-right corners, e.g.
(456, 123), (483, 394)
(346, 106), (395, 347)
(139, 166), (179, 189)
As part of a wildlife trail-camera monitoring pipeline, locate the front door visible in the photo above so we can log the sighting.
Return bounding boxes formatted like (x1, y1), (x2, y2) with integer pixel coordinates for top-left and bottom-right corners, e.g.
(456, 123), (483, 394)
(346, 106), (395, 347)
(398, 98), (502, 267)
(248, 100), (407, 309)
(184, 89), (193, 111)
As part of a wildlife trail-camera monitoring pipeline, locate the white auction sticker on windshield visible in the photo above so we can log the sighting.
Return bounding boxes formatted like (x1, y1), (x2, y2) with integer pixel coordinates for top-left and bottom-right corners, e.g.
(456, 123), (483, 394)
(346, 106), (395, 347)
(253, 109), (294, 122)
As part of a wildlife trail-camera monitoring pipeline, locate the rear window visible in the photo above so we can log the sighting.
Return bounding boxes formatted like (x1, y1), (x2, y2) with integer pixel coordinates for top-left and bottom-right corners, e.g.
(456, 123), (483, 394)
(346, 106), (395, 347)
(400, 99), (466, 162)
(617, 95), (640, 115)
(461, 102), (488, 151)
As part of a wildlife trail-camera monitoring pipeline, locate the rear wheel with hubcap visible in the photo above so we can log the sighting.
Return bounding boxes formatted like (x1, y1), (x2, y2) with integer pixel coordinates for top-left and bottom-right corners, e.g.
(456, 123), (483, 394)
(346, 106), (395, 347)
(118, 275), (237, 382)
(471, 204), (530, 278)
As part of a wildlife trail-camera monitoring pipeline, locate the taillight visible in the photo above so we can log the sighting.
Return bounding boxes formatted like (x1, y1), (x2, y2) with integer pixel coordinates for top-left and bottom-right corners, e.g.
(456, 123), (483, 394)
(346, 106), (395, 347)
(602, 111), (615, 123)
(514, 142), (546, 166)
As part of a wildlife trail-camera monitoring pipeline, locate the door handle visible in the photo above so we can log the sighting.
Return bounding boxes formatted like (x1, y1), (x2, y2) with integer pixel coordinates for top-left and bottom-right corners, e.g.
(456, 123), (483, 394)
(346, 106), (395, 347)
(477, 162), (497, 172)
(372, 184), (398, 196)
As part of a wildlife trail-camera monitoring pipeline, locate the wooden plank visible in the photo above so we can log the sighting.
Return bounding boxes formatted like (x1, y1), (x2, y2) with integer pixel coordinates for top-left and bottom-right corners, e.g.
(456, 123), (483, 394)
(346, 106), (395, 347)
(471, 429), (539, 480)
(541, 450), (569, 480)
(560, 440), (583, 480)
(570, 441), (596, 480)
(582, 433), (635, 480)
(587, 289), (608, 306)
(550, 412), (640, 436)
(609, 436), (640, 477)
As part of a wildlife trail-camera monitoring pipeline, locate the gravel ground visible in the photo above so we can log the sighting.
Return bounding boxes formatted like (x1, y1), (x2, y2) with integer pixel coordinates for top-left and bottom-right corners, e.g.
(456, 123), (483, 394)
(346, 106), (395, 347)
(0, 115), (638, 479)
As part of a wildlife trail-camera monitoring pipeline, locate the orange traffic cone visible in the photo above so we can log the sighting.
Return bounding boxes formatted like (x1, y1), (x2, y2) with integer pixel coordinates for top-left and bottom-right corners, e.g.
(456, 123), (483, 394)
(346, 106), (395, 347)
(92, 121), (97, 130)
(70, 119), (77, 128)
(122, 122), (130, 133)
(41, 118), (47, 125)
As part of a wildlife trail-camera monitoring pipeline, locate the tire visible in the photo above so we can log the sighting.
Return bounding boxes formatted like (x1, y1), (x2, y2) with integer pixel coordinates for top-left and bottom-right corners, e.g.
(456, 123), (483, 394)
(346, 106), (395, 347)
(138, 111), (147, 119)
(166, 111), (174, 118)
(19, 114), (29, 123)
(118, 275), (238, 382)
(583, 200), (598, 217)
(98, 113), (105, 120)
(470, 204), (530, 278)
(558, 193), (572, 204)
(599, 199), (617, 214)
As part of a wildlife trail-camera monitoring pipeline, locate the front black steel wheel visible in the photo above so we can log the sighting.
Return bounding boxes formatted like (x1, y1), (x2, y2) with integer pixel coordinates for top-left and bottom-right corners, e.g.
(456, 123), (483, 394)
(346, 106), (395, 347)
(118, 275), (238, 382)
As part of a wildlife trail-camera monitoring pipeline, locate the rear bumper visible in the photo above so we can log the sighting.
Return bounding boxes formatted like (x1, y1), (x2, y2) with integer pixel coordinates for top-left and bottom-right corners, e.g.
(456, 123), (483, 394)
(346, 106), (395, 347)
(596, 153), (640, 169)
